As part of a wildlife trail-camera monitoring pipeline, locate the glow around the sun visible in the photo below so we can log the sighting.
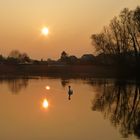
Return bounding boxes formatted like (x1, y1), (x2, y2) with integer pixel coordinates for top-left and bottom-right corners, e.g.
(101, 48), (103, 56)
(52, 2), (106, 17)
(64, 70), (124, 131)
(41, 27), (49, 36)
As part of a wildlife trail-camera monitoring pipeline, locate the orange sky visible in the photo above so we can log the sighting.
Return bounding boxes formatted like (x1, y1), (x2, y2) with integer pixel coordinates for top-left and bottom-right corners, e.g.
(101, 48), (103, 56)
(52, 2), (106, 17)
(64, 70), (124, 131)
(0, 0), (140, 59)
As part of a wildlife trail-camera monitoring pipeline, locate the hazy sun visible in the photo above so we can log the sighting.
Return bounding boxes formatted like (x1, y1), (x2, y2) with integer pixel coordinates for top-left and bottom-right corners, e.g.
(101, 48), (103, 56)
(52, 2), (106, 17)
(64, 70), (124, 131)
(41, 27), (49, 36)
(42, 98), (49, 109)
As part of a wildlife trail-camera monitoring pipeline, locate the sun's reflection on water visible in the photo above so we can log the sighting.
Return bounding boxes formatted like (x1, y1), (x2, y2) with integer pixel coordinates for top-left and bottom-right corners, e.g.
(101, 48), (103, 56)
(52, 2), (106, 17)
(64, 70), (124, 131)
(45, 86), (50, 90)
(42, 98), (49, 109)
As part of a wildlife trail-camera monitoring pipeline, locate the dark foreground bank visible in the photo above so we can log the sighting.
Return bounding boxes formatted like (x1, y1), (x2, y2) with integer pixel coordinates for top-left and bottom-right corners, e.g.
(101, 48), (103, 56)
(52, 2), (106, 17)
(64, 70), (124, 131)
(0, 64), (138, 79)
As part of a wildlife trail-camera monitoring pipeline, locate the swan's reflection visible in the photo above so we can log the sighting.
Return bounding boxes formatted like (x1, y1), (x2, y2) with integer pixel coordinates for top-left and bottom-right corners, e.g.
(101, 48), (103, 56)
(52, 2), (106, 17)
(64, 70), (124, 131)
(68, 86), (73, 100)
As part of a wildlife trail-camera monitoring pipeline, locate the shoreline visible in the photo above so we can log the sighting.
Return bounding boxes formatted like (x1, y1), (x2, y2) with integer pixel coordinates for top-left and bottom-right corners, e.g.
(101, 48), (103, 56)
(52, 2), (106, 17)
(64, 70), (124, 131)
(0, 64), (137, 79)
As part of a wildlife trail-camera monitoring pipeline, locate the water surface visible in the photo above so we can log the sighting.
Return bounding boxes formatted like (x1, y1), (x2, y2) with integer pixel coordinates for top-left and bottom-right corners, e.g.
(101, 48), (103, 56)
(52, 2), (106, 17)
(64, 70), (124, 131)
(0, 77), (139, 140)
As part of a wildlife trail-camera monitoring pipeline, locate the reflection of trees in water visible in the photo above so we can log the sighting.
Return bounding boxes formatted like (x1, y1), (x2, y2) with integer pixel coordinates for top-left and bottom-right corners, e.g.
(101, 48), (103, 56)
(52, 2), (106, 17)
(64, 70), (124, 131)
(7, 79), (29, 94)
(92, 80), (140, 138)
(61, 79), (70, 87)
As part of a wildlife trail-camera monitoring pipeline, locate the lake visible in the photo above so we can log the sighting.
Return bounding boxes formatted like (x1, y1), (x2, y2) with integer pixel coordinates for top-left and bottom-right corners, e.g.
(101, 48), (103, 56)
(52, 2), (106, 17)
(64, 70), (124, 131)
(0, 76), (139, 140)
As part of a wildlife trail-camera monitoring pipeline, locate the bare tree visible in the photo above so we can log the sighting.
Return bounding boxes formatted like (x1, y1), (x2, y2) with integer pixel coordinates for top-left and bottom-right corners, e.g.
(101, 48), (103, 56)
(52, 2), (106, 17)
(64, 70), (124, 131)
(8, 50), (21, 59)
(91, 7), (140, 65)
(8, 50), (30, 63)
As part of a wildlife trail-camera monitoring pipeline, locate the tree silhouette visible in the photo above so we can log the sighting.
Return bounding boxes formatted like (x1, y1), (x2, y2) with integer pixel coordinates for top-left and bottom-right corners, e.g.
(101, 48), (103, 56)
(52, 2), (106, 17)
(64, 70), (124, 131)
(91, 7), (140, 66)
(8, 50), (21, 59)
(8, 50), (30, 64)
(60, 51), (69, 62)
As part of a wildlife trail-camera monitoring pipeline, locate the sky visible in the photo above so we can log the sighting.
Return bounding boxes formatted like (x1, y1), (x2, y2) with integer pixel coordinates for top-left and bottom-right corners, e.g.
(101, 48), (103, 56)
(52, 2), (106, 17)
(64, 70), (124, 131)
(0, 0), (140, 60)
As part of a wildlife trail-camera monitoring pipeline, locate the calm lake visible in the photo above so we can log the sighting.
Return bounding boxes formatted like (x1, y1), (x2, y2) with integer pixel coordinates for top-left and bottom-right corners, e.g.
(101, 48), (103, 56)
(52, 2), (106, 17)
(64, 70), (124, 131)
(0, 76), (139, 140)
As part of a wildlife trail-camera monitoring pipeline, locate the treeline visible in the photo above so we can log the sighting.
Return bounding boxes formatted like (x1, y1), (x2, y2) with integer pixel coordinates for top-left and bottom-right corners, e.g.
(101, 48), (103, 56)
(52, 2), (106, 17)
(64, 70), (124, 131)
(0, 50), (47, 65)
(47, 51), (97, 65)
(0, 50), (30, 64)
(0, 49), (138, 67)
(91, 6), (140, 66)
(0, 50), (102, 65)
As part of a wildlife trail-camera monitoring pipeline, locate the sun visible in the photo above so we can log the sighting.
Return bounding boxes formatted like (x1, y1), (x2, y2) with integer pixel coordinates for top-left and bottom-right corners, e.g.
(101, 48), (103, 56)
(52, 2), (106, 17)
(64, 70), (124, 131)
(41, 27), (49, 36)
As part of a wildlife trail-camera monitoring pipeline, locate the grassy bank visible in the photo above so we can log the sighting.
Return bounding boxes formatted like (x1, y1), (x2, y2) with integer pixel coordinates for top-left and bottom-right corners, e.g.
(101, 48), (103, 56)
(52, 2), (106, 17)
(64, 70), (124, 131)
(0, 64), (136, 78)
